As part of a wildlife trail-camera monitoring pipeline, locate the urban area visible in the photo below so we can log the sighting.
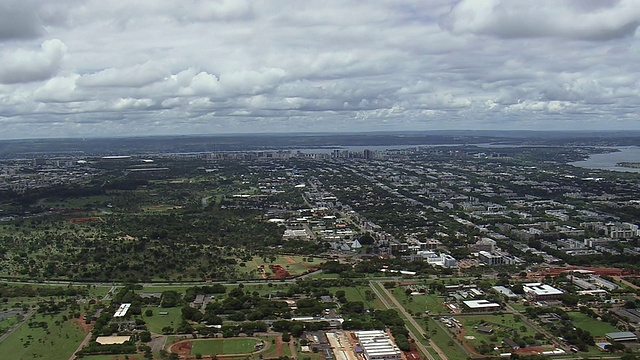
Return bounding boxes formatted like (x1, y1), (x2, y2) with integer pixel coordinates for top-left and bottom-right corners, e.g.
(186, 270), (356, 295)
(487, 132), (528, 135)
(0, 138), (639, 360)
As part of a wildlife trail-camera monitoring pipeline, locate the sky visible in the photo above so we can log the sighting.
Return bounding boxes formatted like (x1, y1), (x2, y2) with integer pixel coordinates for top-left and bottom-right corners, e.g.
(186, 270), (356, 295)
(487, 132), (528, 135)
(1, 0), (640, 139)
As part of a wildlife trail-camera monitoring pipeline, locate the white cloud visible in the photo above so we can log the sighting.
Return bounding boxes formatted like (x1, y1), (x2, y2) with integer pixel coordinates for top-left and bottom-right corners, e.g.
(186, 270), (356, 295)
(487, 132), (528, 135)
(77, 62), (168, 88)
(441, 0), (640, 40)
(177, 0), (254, 22)
(0, 39), (67, 84)
(33, 74), (81, 102)
(1, 1), (640, 138)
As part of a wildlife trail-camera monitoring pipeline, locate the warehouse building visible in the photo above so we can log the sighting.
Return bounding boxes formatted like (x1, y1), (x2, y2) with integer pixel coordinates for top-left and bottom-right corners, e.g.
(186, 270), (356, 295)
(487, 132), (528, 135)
(606, 332), (638, 342)
(354, 330), (402, 360)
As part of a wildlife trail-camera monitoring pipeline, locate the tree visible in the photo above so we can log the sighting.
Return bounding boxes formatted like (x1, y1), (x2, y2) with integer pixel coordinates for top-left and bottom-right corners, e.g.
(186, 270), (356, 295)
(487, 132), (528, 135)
(140, 331), (151, 342)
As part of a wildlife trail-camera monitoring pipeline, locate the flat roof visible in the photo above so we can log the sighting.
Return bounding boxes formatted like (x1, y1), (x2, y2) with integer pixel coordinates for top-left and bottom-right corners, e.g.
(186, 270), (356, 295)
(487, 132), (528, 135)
(606, 332), (638, 342)
(492, 286), (518, 298)
(113, 303), (131, 317)
(523, 283), (563, 296)
(463, 300), (501, 309)
(96, 335), (131, 345)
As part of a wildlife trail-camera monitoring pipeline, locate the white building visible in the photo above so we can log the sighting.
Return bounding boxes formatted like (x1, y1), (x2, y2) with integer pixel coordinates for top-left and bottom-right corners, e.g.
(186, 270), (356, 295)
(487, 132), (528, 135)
(478, 251), (503, 265)
(355, 330), (402, 360)
(523, 283), (563, 300)
(462, 299), (501, 311)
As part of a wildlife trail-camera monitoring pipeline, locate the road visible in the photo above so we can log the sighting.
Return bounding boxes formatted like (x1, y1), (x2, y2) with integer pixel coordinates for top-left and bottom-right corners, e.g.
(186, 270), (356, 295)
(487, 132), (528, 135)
(503, 303), (569, 352)
(69, 327), (92, 360)
(370, 280), (447, 360)
(0, 308), (36, 343)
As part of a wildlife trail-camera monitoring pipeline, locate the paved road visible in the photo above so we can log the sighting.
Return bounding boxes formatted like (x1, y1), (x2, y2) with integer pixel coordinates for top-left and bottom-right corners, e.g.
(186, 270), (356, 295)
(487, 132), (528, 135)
(503, 303), (569, 352)
(370, 281), (447, 360)
(69, 326), (93, 360)
(150, 334), (168, 353)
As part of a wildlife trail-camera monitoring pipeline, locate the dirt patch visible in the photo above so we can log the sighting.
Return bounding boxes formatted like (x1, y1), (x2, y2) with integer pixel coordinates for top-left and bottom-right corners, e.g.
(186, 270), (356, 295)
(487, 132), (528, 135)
(513, 345), (556, 355)
(269, 264), (291, 279)
(71, 317), (92, 334)
(284, 256), (297, 264)
(273, 335), (285, 357)
(406, 349), (423, 360)
(168, 339), (192, 358)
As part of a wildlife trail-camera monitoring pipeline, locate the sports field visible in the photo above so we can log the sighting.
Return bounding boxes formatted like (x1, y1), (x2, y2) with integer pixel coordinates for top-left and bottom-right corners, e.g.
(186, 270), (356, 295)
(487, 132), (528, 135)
(191, 338), (263, 355)
(569, 311), (619, 337)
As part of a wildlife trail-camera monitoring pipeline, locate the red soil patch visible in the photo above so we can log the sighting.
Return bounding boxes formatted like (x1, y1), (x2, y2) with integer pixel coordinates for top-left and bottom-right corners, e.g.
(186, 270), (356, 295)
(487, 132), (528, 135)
(406, 349), (423, 360)
(269, 264), (291, 279)
(170, 340), (192, 358)
(273, 336), (285, 357)
(71, 317), (92, 334)
(513, 345), (557, 355)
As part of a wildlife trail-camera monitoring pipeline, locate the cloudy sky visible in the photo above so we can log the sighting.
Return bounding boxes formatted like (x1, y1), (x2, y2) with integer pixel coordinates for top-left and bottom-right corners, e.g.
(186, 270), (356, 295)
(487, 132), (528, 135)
(1, 0), (640, 139)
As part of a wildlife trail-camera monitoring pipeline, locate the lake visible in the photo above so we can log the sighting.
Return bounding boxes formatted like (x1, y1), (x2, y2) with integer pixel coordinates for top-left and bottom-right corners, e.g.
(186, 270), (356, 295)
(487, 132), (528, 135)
(570, 147), (640, 173)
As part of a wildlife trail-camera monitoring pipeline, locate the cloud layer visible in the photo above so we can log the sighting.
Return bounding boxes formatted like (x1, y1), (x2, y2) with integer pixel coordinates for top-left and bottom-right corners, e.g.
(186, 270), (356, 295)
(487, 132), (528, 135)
(0, 0), (639, 139)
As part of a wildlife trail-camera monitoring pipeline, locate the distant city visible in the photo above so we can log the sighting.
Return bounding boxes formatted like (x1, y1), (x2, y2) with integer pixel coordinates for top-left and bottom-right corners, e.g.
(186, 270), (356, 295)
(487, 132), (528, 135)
(0, 131), (639, 360)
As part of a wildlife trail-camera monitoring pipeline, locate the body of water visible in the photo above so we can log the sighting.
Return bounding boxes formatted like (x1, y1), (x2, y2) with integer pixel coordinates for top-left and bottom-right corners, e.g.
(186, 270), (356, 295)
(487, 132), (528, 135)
(570, 147), (640, 173)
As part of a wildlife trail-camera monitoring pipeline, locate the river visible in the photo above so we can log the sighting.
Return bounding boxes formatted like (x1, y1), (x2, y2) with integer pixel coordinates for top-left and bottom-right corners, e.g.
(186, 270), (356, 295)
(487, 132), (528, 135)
(570, 146), (640, 173)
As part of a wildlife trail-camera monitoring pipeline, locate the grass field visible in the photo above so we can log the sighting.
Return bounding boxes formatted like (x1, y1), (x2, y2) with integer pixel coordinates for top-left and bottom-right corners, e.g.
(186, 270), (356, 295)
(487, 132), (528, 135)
(568, 311), (619, 337)
(457, 313), (540, 351)
(238, 255), (317, 278)
(423, 317), (468, 360)
(140, 285), (193, 293)
(391, 286), (449, 314)
(191, 338), (262, 355)
(0, 311), (86, 360)
(140, 306), (182, 333)
(327, 286), (385, 310)
(76, 355), (143, 360)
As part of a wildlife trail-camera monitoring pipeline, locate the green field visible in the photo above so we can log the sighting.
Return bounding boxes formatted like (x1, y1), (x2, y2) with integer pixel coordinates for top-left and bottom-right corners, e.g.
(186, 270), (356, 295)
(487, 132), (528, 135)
(77, 355), (144, 360)
(140, 306), (183, 334)
(423, 317), (468, 360)
(457, 314), (540, 351)
(391, 285), (449, 314)
(238, 255), (317, 279)
(140, 285), (193, 293)
(568, 311), (619, 337)
(191, 338), (263, 355)
(0, 311), (86, 360)
(328, 286), (385, 310)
